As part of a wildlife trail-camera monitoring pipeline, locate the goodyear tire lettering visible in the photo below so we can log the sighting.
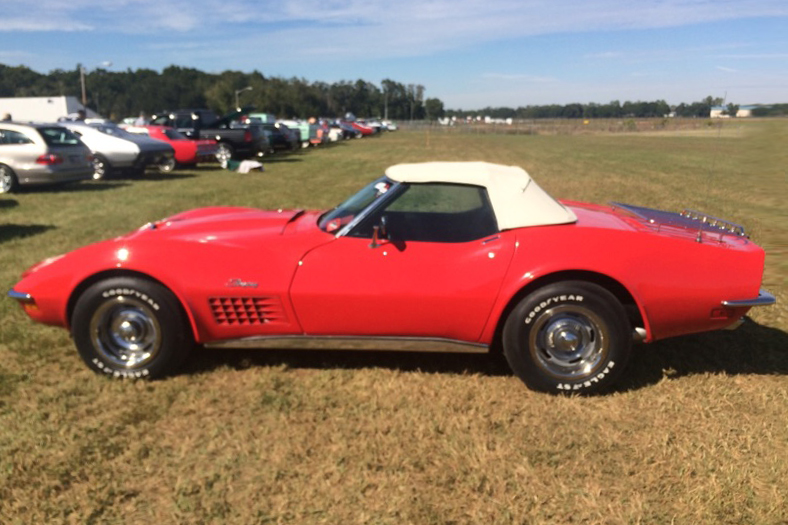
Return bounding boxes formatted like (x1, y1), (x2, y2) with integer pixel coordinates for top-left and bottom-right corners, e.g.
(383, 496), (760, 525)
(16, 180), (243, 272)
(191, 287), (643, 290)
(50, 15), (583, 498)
(525, 294), (584, 324)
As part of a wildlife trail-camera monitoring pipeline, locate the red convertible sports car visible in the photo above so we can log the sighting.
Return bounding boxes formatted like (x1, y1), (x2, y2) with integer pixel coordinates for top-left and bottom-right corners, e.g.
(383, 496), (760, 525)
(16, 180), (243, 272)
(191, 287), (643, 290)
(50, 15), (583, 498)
(8, 162), (775, 393)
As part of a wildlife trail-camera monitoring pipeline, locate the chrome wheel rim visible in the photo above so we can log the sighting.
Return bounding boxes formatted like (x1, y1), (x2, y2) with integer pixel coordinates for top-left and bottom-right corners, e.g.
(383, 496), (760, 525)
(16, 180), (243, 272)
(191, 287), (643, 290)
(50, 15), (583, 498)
(92, 157), (106, 180)
(528, 305), (609, 380)
(215, 145), (232, 164)
(0, 167), (12, 193)
(160, 158), (176, 172)
(90, 295), (162, 369)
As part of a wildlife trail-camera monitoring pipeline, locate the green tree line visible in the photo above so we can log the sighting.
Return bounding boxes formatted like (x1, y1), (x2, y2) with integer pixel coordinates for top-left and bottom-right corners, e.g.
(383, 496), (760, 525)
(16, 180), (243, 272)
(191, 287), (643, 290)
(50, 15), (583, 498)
(0, 63), (440, 121)
(446, 96), (733, 120)
(3, 64), (771, 121)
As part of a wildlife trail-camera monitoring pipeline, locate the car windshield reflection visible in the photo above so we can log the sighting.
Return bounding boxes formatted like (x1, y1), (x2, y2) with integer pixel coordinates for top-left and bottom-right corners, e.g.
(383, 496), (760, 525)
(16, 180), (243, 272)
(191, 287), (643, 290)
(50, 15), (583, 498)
(318, 176), (394, 233)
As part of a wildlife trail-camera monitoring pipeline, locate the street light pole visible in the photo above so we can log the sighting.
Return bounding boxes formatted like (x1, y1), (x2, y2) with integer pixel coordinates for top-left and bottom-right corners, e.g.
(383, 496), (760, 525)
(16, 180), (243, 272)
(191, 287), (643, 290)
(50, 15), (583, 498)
(235, 86), (253, 110)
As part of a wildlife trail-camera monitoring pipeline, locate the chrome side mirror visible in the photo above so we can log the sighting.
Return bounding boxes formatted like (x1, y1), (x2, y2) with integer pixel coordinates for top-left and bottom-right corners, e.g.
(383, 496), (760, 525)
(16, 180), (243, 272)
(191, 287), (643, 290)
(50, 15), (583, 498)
(369, 215), (389, 249)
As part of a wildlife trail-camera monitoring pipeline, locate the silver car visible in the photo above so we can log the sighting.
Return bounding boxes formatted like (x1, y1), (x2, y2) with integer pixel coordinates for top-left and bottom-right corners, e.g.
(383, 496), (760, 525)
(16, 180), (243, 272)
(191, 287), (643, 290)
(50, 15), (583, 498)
(0, 122), (94, 193)
(61, 121), (174, 180)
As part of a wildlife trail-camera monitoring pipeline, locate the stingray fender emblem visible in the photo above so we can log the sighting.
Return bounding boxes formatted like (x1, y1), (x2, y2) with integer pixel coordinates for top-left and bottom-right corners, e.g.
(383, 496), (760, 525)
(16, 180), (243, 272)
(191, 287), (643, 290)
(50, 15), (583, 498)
(226, 278), (258, 289)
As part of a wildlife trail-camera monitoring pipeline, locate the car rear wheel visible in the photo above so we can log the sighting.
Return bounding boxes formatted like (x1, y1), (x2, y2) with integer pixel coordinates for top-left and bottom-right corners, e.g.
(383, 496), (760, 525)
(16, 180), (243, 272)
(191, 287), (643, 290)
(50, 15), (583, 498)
(92, 154), (111, 180)
(0, 164), (18, 193)
(502, 281), (631, 395)
(71, 277), (193, 379)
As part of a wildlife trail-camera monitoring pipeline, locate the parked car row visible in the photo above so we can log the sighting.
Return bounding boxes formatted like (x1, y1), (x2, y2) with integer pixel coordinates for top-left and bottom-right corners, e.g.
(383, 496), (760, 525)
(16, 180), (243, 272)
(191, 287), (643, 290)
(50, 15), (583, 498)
(61, 121), (174, 180)
(242, 113), (394, 150)
(148, 107), (270, 163)
(122, 125), (219, 172)
(0, 108), (397, 192)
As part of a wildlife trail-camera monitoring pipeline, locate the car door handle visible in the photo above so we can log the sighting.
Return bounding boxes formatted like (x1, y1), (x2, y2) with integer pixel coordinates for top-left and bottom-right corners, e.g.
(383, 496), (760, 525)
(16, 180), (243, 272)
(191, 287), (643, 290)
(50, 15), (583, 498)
(481, 235), (500, 245)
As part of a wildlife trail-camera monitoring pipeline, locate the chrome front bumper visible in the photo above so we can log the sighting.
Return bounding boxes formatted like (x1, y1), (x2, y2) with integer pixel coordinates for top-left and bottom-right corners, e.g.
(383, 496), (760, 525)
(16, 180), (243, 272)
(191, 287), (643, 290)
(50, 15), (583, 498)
(722, 289), (777, 308)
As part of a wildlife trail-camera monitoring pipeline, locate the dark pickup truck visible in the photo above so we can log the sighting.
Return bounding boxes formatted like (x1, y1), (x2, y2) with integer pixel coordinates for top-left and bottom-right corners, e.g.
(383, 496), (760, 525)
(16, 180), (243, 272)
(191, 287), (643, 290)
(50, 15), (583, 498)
(150, 107), (270, 162)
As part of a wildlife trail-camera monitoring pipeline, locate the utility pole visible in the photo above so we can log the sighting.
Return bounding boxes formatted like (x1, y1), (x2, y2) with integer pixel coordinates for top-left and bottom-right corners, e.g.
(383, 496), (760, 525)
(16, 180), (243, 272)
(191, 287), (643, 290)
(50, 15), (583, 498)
(80, 66), (87, 107)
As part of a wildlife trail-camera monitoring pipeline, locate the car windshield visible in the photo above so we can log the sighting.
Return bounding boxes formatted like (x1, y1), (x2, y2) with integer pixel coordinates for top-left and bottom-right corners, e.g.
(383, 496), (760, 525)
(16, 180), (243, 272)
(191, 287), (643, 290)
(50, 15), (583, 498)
(318, 176), (395, 233)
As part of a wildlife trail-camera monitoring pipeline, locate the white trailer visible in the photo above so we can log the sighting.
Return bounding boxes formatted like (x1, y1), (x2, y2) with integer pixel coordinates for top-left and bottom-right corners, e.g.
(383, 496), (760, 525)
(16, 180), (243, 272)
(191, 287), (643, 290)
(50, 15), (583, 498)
(0, 96), (100, 123)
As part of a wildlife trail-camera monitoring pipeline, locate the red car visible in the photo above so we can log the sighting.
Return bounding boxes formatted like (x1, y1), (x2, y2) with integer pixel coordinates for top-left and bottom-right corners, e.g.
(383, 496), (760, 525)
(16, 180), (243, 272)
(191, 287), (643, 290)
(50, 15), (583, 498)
(344, 120), (375, 136)
(124, 125), (218, 171)
(7, 162), (775, 393)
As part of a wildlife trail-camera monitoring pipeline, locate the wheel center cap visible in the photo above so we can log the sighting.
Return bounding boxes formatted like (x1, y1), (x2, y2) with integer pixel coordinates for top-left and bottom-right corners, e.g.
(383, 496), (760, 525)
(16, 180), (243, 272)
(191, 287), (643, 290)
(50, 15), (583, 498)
(554, 329), (580, 353)
(118, 319), (141, 342)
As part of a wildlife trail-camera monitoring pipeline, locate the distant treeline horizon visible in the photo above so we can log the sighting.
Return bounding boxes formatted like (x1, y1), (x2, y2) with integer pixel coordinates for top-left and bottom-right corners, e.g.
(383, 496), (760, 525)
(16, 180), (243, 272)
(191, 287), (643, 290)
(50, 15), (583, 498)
(446, 98), (788, 120)
(1, 63), (786, 120)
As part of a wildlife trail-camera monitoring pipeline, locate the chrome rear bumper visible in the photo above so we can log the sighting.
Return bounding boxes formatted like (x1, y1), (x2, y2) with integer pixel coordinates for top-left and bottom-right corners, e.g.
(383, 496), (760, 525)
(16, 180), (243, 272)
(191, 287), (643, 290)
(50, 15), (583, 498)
(722, 289), (776, 308)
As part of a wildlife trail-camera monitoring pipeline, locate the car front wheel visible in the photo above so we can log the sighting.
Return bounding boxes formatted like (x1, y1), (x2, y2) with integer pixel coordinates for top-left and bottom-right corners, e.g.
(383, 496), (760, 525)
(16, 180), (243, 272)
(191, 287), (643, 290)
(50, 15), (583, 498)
(158, 157), (177, 173)
(502, 281), (631, 394)
(71, 277), (193, 379)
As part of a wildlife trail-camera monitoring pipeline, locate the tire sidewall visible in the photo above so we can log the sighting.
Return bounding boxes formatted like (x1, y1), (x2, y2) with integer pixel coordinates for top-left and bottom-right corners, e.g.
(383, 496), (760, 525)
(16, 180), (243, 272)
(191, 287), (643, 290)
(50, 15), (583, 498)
(71, 277), (192, 379)
(503, 282), (631, 394)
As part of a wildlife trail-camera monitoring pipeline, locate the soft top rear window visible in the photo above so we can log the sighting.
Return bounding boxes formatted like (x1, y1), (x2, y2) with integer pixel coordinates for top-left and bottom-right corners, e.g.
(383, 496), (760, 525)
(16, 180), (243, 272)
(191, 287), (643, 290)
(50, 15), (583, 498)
(38, 127), (82, 146)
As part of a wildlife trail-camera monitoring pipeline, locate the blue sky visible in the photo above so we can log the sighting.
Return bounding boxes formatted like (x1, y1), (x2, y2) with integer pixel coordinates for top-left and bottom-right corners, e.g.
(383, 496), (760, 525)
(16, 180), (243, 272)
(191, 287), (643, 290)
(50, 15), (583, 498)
(2, 0), (787, 109)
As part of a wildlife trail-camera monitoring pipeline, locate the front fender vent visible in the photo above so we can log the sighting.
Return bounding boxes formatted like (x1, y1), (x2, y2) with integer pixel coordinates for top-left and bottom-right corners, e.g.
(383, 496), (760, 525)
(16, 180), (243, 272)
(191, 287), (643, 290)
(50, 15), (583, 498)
(209, 296), (287, 325)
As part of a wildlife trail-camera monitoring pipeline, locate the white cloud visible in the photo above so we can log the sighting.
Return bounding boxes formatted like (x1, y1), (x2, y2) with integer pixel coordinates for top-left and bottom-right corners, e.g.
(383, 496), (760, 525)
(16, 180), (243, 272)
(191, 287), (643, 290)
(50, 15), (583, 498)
(482, 73), (556, 83)
(3, 0), (788, 43)
(585, 51), (625, 59)
(715, 53), (788, 59)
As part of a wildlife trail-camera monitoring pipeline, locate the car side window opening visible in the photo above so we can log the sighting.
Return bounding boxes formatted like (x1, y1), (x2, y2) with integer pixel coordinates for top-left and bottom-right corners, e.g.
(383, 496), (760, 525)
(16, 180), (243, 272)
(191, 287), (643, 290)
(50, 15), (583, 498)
(350, 182), (499, 243)
(0, 129), (33, 145)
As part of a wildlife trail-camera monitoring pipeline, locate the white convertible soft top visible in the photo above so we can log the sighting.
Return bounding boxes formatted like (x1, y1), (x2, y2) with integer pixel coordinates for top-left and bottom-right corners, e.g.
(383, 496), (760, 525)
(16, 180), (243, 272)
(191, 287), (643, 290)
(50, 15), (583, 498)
(385, 162), (577, 230)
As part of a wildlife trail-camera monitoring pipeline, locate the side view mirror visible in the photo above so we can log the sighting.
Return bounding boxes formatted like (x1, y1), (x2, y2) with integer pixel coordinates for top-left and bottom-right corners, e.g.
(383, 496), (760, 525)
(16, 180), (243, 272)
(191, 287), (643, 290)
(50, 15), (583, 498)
(369, 215), (389, 248)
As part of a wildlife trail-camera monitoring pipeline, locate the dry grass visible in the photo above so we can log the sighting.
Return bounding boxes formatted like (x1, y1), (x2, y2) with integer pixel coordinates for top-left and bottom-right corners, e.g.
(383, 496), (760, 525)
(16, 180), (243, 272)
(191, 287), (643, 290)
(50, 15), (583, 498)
(1, 120), (787, 524)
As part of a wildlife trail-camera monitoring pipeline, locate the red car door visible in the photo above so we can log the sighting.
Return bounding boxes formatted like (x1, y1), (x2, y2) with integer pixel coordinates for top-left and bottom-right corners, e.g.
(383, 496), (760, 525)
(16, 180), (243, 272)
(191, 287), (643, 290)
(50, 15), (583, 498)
(289, 182), (516, 343)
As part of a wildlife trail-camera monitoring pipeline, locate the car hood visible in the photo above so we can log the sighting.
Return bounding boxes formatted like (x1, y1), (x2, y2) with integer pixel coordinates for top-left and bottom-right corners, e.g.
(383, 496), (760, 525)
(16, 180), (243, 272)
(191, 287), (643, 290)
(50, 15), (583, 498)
(122, 207), (306, 243)
(215, 105), (256, 127)
(121, 133), (175, 154)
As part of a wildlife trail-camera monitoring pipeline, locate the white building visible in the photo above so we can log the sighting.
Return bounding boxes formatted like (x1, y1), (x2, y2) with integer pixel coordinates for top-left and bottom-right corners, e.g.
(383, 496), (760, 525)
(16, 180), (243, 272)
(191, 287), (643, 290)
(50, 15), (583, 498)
(709, 105), (761, 118)
(0, 96), (100, 123)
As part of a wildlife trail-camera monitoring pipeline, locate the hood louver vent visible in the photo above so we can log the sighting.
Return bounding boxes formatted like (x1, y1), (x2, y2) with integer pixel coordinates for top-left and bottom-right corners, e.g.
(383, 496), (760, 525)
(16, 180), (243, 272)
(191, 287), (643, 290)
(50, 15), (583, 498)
(209, 296), (287, 325)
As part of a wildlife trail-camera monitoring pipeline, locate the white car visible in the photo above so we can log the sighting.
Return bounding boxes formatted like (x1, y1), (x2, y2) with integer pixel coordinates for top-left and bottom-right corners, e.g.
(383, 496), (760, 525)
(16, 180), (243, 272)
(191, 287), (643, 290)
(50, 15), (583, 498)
(60, 122), (174, 179)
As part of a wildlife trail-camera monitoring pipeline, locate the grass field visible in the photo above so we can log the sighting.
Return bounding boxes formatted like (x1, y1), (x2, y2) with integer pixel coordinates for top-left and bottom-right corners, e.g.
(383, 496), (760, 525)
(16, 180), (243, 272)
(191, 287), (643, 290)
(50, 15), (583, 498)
(1, 120), (787, 524)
